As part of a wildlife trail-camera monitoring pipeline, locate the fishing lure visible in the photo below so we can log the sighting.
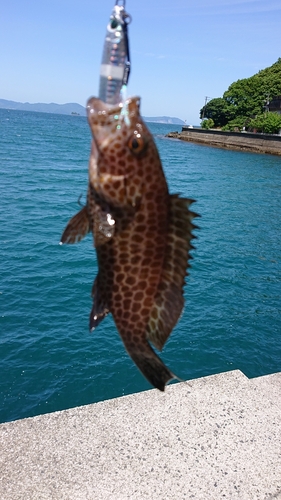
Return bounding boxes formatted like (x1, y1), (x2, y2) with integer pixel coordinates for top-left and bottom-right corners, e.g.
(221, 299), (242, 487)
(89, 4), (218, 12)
(99, 0), (131, 105)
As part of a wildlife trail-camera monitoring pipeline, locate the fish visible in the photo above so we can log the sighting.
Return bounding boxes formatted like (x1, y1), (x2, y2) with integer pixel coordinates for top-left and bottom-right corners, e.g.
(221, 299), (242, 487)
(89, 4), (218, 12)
(61, 96), (199, 391)
(99, 2), (131, 105)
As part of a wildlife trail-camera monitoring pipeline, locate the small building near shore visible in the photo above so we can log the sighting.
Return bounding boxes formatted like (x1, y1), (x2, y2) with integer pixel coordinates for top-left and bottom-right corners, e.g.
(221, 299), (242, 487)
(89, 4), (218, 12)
(269, 95), (281, 114)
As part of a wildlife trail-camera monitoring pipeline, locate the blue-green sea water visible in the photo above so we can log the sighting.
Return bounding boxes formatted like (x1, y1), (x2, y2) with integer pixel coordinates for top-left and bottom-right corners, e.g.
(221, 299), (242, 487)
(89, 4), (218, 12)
(1, 108), (280, 423)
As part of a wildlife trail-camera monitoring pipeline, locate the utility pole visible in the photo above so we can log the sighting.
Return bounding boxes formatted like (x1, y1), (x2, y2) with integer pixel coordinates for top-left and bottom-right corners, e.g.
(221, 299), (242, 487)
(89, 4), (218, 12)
(202, 96), (211, 120)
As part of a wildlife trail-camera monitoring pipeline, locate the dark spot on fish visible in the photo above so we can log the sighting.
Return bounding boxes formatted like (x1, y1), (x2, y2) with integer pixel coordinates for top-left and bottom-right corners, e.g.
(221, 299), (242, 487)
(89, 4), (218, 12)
(131, 314), (140, 323)
(133, 234), (143, 243)
(147, 201), (155, 211)
(132, 302), (140, 313)
(126, 162), (135, 174)
(141, 258), (151, 266)
(123, 299), (131, 310)
(125, 276), (136, 285)
(150, 255), (159, 271)
(145, 191), (154, 201)
(119, 252), (129, 261)
(138, 280), (147, 290)
(128, 185), (136, 197)
(151, 308), (158, 320)
(134, 291), (144, 301)
(131, 256), (139, 265)
(113, 141), (122, 151)
(135, 213), (146, 223)
(142, 308), (150, 317)
(143, 249), (153, 258)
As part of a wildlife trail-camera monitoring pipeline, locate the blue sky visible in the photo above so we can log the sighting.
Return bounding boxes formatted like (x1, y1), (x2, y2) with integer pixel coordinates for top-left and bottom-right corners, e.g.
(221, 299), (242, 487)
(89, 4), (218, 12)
(1, 0), (280, 124)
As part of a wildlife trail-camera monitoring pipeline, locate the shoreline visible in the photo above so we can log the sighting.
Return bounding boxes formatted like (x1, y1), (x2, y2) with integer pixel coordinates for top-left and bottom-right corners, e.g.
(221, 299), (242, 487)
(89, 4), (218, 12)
(1, 370), (280, 499)
(167, 128), (281, 156)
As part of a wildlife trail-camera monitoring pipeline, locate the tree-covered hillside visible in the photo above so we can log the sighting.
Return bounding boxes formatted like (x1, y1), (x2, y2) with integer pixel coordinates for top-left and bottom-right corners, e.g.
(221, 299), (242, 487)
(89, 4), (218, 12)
(200, 59), (281, 132)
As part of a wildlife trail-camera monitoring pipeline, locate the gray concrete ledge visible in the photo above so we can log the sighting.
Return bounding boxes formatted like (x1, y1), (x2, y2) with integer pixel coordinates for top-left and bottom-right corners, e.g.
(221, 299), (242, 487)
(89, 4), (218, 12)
(1, 370), (281, 500)
(167, 129), (281, 155)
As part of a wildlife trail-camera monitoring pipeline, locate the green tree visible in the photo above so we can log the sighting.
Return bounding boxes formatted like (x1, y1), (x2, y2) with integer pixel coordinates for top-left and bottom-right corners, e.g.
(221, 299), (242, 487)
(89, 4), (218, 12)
(200, 59), (281, 132)
(201, 118), (214, 129)
(200, 98), (235, 127)
(222, 116), (249, 132)
(249, 112), (281, 134)
(223, 75), (264, 117)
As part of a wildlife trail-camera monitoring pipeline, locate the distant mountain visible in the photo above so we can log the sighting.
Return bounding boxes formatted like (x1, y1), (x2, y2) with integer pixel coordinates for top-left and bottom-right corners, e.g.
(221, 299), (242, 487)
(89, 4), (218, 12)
(143, 116), (185, 125)
(0, 99), (184, 124)
(0, 99), (86, 116)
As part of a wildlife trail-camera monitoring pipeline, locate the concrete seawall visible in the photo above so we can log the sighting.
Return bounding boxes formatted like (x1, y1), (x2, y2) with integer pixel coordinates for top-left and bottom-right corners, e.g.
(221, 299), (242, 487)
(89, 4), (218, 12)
(1, 370), (281, 499)
(167, 128), (281, 156)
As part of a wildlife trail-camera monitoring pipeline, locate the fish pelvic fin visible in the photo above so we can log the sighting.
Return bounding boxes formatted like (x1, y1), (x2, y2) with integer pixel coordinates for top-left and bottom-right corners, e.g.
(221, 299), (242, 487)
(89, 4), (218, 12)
(146, 195), (200, 351)
(60, 206), (91, 244)
(123, 334), (178, 391)
(89, 275), (109, 331)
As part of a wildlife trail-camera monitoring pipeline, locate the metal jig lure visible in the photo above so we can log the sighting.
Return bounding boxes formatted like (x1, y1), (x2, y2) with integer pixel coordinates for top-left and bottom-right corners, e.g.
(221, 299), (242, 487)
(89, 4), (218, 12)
(99, 0), (131, 105)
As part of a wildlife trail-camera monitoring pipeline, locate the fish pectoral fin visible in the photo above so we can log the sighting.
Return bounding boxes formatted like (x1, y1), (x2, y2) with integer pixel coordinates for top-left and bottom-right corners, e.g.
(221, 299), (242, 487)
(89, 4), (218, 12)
(60, 206), (91, 244)
(146, 194), (199, 351)
(123, 335), (178, 391)
(89, 276), (109, 330)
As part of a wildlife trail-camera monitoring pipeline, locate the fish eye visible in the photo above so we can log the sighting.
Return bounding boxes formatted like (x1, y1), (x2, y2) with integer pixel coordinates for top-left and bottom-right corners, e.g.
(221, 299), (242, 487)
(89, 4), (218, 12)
(127, 133), (147, 156)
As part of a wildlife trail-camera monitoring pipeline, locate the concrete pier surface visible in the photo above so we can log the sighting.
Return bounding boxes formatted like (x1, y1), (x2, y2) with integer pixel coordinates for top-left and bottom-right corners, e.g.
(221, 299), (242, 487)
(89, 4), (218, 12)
(1, 370), (280, 500)
(167, 129), (281, 156)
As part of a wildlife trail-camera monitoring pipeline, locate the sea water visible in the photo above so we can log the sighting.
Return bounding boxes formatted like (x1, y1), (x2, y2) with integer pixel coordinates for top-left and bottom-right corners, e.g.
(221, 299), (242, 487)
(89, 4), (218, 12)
(0, 108), (280, 423)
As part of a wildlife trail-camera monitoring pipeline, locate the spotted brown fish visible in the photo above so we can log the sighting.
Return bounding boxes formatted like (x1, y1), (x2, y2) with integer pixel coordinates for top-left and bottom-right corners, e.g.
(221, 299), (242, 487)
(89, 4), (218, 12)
(61, 96), (199, 391)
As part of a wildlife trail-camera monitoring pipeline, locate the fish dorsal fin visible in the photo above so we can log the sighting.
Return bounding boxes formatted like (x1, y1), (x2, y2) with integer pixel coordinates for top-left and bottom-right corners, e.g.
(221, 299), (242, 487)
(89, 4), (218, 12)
(89, 275), (109, 331)
(60, 206), (91, 244)
(146, 195), (199, 351)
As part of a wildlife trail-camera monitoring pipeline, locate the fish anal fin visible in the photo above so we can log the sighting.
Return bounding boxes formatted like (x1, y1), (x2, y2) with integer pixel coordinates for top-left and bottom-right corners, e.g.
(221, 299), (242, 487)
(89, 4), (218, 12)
(147, 283), (184, 351)
(60, 206), (91, 244)
(146, 194), (199, 351)
(89, 275), (109, 330)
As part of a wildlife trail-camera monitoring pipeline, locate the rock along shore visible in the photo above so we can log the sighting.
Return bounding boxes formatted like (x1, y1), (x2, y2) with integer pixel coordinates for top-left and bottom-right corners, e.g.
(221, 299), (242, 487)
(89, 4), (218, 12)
(1, 370), (281, 499)
(167, 128), (281, 156)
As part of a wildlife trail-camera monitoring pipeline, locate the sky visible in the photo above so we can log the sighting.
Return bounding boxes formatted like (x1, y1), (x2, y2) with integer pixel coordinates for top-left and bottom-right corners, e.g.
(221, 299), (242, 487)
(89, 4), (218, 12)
(1, 0), (280, 124)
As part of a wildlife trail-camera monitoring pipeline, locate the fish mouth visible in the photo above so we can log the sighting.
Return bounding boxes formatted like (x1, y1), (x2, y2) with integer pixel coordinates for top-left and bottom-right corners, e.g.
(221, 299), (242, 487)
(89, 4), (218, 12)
(86, 96), (141, 151)
(86, 96), (141, 126)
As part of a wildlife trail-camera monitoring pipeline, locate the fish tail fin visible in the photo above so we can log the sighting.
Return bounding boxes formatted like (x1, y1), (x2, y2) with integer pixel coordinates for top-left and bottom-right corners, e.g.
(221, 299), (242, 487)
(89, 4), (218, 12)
(124, 337), (178, 391)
